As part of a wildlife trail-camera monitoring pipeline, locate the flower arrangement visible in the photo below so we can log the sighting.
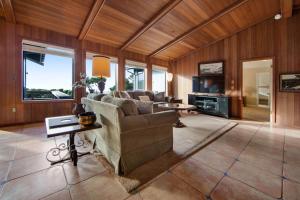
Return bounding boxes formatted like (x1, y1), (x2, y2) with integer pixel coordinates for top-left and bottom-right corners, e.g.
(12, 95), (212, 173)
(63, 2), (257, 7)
(73, 72), (105, 93)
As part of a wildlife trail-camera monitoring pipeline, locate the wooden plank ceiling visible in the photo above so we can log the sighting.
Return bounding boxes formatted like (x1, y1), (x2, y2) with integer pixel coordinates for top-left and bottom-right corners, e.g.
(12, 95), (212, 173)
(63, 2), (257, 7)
(9, 0), (284, 60)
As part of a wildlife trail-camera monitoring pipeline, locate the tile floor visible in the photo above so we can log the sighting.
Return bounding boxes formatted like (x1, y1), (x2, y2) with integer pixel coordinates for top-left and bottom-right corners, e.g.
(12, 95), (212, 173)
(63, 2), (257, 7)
(0, 120), (300, 200)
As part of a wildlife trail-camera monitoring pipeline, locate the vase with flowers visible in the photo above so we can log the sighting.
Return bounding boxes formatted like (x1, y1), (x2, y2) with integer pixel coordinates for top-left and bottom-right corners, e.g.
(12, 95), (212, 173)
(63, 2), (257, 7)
(73, 73), (106, 93)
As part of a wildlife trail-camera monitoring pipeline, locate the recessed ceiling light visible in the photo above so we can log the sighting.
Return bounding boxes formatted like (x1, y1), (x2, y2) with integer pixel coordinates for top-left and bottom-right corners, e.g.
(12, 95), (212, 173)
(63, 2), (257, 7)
(274, 14), (282, 20)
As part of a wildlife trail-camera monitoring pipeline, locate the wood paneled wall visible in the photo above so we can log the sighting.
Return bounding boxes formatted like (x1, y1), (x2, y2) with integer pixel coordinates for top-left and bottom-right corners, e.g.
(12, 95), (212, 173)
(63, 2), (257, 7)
(174, 12), (300, 127)
(0, 20), (169, 126)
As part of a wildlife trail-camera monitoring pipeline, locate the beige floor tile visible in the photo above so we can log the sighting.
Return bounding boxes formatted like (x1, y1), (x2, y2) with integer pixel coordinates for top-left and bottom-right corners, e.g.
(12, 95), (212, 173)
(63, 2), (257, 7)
(218, 135), (249, 147)
(207, 138), (245, 159)
(283, 179), (300, 200)
(239, 149), (283, 176)
(223, 129), (254, 144)
(284, 150), (300, 167)
(22, 123), (46, 134)
(7, 153), (50, 181)
(285, 142), (300, 154)
(191, 148), (236, 172)
(0, 126), (23, 144)
(140, 172), (206, 200)
(243, 144), (283, 161)
(255, 127), (285, 143)
(0, 162), (10, 184)
(172, 158), (224, 195)
(13, 123), (48, 142)
(285, 129), (300, 148)
(0, 144), (15, 163)
(228, 161), (282, 198)
(285, 137), (300, 150)
(0, 166), (66, 200)
(63, 155), (106, 184)
(0, 125), (23, 133)
(14, 139), (56, 160)
(211, 176), (275, 200)
(250, 135), (283, 151)
(41, 189), (71, 200)
(284, 163), (300, 183)
(248, 140), (283, 155)
(233, 123), (259, 133)
(70, 171), (129, 200)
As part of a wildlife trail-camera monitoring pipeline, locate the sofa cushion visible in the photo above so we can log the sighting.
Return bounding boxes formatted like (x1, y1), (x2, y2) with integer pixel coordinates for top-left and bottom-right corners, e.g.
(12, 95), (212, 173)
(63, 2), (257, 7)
(111, 98), (138, 116)
(87, 93), (106, 101)
(119, 91), (131, 99)
(154, 92), (165, 102)
(145, 91), (154, 101)
(132, 99), (153, 114)
(132, 90), (146, 100)
(138, 95), (151, 101)
(126, 91), (135, 99)
(101, 95), (114, 103)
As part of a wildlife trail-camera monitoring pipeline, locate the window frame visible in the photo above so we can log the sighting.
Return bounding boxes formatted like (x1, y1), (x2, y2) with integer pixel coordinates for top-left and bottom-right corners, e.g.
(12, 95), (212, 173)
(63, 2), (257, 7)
(152, 65), (168, 94)
(125, 60), (147, 91)
(22, 40), (75, 103)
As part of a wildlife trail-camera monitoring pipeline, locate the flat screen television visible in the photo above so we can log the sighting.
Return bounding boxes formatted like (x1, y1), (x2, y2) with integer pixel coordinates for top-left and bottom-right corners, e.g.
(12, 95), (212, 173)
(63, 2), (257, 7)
(192, 76), (225, 94)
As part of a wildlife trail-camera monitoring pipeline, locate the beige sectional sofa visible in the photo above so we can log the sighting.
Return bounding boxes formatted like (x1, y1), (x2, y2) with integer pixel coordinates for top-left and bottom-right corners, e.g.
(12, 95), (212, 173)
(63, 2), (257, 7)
(81, 97), (178, 175)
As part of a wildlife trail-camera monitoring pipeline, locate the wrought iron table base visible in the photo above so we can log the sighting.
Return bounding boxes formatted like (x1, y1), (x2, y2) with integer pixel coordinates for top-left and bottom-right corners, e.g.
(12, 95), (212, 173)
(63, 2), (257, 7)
(47, 132), (90, 166)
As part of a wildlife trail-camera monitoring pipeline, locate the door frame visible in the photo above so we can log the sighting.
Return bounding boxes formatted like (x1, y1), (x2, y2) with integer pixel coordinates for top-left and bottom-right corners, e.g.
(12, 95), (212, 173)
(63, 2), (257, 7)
(239, 57), (276, 123)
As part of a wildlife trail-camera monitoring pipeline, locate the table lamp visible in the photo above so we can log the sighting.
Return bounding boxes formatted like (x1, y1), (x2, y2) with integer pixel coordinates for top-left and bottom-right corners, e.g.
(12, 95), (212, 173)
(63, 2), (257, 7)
(92, 55), (110, 93)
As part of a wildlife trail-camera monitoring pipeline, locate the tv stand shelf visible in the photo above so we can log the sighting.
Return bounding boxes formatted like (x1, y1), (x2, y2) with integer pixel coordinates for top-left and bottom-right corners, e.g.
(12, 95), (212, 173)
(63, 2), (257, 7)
(188, 94), (230, 118)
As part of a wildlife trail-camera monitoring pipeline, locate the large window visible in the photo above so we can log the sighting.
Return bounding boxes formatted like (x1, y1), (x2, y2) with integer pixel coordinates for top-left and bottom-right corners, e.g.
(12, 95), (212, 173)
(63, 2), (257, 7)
(152, 66), (167, 93)
(22, 40), (74, 100)
(125, 60), (146, 90)
(86, 53), (118, 94)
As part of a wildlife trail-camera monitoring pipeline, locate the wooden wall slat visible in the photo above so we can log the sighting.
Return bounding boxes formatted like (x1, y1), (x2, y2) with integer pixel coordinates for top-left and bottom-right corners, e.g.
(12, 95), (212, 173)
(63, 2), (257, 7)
(0, 21), (16, 125)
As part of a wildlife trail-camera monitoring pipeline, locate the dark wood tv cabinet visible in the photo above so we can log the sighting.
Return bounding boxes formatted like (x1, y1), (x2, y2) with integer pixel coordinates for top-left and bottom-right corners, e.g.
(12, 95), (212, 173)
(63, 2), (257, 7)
(188, 94), (230, 119)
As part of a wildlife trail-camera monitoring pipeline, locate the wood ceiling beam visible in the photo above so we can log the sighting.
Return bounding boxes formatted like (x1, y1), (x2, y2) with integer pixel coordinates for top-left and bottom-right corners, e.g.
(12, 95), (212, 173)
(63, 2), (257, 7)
(0, 0), (15, 23)
(120, 0), (182, 50)
(149, 0), (249, 57)
(281, 0), (293, 18)
(78, 0), (106, 40)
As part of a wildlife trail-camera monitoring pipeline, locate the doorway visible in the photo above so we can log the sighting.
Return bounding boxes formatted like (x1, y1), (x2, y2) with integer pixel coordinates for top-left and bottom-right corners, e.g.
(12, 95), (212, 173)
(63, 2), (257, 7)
(242, 59), (273, 122)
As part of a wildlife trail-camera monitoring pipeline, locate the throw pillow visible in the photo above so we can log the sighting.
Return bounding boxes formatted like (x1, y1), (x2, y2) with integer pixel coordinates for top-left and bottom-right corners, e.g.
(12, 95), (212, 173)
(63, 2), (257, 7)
(111, 98), (138, 116)
(132, 99), (153, 114)
(101, 95), (114, 103)
(154, 92), (165, 102)
(138, 95), (151, 101)
(87, 93), (105, 101)
(119, 91), (131, 99)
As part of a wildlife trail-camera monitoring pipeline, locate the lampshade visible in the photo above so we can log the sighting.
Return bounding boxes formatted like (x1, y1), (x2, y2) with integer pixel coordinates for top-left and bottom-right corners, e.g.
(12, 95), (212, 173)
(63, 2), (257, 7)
(167, 72), (173, 82)
(92, 56), (110, 78)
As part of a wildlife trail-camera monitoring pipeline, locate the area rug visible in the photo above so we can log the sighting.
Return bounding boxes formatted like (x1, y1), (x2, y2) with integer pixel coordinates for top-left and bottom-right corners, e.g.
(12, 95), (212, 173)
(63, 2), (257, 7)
(96, 113), (237, 193)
